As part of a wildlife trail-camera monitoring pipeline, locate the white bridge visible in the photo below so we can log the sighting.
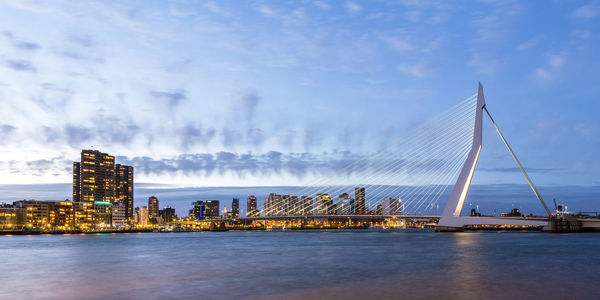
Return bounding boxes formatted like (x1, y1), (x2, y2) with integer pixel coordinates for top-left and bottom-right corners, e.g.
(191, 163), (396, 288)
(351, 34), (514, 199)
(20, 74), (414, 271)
(436, 83), (551, 231)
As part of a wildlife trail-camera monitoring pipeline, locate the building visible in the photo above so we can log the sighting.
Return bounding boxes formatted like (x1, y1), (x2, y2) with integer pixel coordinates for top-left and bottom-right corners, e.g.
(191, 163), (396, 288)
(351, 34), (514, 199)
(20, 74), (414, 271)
(134, 206), (149, 226)
(0, 205), (19, 227)
(382, 197), (402, 215)
(191, 201), (205, 220)
(93, 201), (113, 226)
(13, 200), (49, 228)
(300, 196), (313, 215)
(73, 149), (134, 223)
(111, 204), (127, 226)
(73, 201), (94, 228)
(336, 193), (354, 215)
(115, 164), (134, 224)
(47, 200), (74, 228)
(246, 196), (258, 217)
(148, 196), (159, 218)
(204, 200), (220, 219)
(355, 187), (366, 215)
(315, 194), (332, 215)
(231, 198), (239, 218)
(159, 206), (177, 223)
(263, 193), (283, 216)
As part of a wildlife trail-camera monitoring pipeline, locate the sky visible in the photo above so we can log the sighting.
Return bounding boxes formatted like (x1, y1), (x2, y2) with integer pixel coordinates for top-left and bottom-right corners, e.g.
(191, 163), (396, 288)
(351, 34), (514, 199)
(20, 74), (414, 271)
(1, 0), (600, 210)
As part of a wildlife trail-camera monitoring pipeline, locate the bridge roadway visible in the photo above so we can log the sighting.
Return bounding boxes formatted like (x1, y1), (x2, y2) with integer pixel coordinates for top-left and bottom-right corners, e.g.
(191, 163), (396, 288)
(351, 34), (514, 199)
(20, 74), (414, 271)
(177, 215), (554, 225)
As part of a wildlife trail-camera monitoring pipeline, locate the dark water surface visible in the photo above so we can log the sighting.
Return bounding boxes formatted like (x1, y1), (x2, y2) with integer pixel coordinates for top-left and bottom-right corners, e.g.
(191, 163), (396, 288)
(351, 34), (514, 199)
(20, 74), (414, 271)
(1, 230), (599, 300)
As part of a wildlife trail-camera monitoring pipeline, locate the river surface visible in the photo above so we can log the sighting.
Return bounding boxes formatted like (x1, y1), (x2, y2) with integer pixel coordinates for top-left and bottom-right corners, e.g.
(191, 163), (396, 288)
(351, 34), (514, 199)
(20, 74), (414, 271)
(1, 230), (598, 300)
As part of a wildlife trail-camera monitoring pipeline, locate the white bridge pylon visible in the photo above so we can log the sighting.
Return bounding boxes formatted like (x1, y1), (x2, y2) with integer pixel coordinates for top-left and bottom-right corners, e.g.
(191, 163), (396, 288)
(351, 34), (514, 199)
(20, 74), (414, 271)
(436, 83), (550, 231)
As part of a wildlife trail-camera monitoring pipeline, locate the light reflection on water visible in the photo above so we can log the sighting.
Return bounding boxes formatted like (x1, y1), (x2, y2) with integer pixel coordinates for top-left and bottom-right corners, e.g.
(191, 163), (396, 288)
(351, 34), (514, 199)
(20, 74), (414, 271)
(1, 230), (599, 300)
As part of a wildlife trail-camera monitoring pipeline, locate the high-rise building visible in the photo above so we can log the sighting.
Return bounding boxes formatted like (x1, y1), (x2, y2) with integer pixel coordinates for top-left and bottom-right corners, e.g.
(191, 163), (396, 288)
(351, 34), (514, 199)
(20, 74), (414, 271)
(355, 187), (366, 215)
(115, 164), (134, 223)
(191, 201), (205, 220)
(231, 198), (239, 218)
(246, 196), (258, 217)
(148, 196), (159, 218)
(382, 197), (402, 215)
(73, 149), (134, 223)
(204, 200), (220, 219)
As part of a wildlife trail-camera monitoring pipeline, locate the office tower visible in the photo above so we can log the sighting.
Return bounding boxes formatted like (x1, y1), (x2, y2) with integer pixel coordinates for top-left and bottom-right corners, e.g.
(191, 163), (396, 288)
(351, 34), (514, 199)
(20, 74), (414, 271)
(382, 197), (402, 215)
(191, 201), (205, 220)
(148, 196), (159, 218)
(232, 198), (239, 218)
(115, 164), (134, 224)
(355, 187), (366, 215)
(72, 149), (134, 222)
(246, 196), (258, 217)
(204, 200), (220, 218)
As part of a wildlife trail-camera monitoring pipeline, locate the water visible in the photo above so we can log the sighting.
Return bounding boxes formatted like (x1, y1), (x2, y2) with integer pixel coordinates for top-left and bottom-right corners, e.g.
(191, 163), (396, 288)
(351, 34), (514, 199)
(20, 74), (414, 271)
(1, 230), (599, 300)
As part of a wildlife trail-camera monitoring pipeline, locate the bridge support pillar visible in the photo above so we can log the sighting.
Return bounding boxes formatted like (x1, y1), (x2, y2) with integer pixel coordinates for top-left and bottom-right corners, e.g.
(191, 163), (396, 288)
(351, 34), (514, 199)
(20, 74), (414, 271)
(435, 226), (464, 232)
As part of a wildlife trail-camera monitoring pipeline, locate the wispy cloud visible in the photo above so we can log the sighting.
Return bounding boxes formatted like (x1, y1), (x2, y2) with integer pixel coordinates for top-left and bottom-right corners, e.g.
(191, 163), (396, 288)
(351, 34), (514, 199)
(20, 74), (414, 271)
(535, 52), (567, 81)
(345, 2), (362, 13)
(571, 1), (600, 20)
(4, 59), (37, 72)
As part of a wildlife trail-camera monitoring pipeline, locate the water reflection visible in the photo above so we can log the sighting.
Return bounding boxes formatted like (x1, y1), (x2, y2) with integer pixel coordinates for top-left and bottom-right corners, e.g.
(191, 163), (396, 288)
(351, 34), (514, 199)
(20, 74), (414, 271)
(1, 231), (599, 300)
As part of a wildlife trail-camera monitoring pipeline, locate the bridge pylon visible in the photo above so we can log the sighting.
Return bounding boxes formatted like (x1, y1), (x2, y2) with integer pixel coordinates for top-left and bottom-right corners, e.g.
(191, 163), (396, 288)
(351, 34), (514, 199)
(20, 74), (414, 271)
(436, 83), (550, 231)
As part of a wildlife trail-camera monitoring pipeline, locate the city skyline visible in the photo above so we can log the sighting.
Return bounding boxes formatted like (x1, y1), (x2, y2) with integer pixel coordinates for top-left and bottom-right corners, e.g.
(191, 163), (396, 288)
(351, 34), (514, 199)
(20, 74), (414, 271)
(0, 1), (599, 189)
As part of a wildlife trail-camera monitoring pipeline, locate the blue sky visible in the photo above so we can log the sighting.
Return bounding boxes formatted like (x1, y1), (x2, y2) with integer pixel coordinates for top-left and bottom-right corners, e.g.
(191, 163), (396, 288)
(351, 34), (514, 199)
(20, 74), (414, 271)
(0, 0), (599, 191)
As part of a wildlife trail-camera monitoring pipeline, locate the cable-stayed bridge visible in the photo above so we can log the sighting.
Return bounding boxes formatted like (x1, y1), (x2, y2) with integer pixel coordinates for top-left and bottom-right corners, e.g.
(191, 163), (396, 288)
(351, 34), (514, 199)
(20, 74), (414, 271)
(195, 83), (599, 232)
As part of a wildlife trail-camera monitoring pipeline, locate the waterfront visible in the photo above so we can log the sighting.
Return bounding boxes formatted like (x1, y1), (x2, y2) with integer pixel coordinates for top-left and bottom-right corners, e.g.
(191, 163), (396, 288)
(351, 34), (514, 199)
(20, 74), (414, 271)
(1, 230), (599, 300)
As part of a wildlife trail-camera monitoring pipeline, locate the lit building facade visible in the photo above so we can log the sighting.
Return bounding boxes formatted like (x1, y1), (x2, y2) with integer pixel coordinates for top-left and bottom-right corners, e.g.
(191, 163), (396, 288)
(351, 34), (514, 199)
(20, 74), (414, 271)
(204, 200), (220, 219)
(148, 196), (159, 219)
(231, 198), (239, 218)
(355, 187), (366, 215)
(246, 196), (258, 217)
(382, 197), (402, 215)
(73, 149), (134, 224)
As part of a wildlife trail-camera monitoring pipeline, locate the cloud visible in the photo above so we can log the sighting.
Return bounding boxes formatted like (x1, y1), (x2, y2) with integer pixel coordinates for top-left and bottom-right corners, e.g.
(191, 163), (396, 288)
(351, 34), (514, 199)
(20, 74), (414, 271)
(2, 31), (41, 50)
(378, 35), (415, 53)
(535, 52), (567, 81)
(203, 1), (222, 14)
(516, 35), (543, 51)
(4, 59), (37, 72)
(0, 124), (16, 139)
(571, 1), (600, 20)
(118, 150), (364, 179)
(397, 62), (435, 78)
(256, 5), (277, 18)
(345, 2), (362, 13)
(69, 35), (96, 47)
(179, 125), (216, 150)
(150, 90), (187, 107)
(313, 1), (331, 10)
(482, 167), (563, 173)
